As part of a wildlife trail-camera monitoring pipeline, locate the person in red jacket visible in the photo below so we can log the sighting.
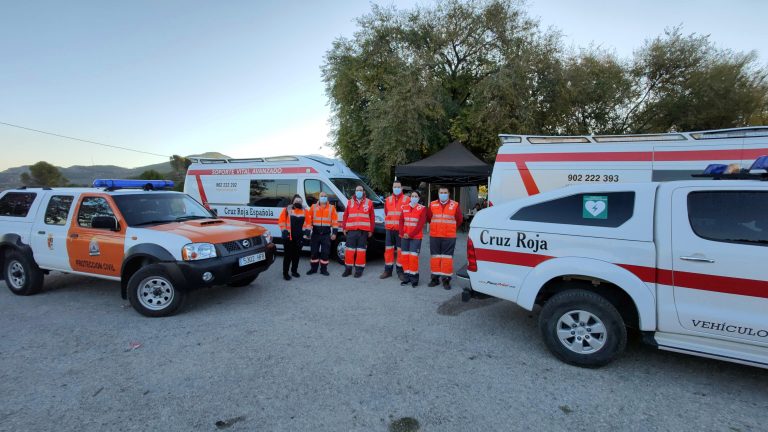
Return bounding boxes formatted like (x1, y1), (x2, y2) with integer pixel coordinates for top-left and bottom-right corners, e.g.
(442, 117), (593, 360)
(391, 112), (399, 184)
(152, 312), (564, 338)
(398, 190), (427, 287)
(341, 185), (375, 278)
(427, 187), (463, 289)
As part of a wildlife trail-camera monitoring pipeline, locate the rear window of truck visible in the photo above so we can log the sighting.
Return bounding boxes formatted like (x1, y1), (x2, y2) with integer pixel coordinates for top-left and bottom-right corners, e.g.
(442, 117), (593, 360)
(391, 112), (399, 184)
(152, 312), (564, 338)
(0, 192), (37, 217)
(511, 192), (635, 228)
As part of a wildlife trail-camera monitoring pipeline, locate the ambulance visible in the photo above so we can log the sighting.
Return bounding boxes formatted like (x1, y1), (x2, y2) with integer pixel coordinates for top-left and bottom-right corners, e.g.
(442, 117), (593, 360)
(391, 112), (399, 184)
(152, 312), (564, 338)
(489, 126), (768, 205)
(184, 155), (386, 263)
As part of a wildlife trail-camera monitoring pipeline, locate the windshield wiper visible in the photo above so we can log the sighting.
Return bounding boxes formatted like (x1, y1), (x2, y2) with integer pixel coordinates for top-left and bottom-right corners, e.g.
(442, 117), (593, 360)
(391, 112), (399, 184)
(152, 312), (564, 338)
(133, 219), (176, 226)
(175, 215), (211, 221)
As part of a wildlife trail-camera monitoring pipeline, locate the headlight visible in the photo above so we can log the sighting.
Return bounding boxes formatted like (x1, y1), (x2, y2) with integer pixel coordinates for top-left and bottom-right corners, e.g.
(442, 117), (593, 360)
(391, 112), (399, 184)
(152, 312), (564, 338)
(182, 243), (217, 261)
(262, 231), (273, 244)
(375, 215), (384, 224)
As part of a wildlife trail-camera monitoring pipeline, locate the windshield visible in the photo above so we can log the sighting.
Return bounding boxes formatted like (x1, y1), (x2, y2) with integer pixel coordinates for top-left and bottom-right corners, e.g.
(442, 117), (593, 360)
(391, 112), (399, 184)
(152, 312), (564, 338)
(112, 193), (213, 226)
(330, 178), (384, 208)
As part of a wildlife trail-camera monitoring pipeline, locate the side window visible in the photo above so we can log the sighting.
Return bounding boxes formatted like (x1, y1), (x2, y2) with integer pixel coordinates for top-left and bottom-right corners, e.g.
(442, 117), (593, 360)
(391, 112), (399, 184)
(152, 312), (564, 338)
(249, 179), (297, 207)
(688, 191), (768, 246)
(0, 192), (37, 217)
(304, 179), (321, 206)
(321, 182), (344, 212)
(77, 197), (116, 228)
(511, 192), (635, 228)
(44, 195), (74, 225)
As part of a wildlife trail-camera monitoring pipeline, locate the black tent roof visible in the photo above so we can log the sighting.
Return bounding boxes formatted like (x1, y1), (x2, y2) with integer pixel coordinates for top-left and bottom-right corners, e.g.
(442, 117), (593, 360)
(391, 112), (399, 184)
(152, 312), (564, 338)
(395, 141), (491, 184)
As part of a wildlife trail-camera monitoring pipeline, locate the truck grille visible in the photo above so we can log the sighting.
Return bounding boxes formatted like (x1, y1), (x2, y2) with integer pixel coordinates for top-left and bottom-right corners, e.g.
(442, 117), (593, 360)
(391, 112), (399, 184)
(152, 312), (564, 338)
(221, 237), (262, 254)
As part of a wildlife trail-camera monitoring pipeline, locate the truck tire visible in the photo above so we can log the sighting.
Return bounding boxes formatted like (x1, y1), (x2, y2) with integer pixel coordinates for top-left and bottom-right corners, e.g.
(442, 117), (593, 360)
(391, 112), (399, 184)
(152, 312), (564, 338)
(127, 264), (185, 317)
(538, 289), (626, 368)
(227, 275), (258, 287)
(333, 235), (346, 265)
(3, 250), (44, 296)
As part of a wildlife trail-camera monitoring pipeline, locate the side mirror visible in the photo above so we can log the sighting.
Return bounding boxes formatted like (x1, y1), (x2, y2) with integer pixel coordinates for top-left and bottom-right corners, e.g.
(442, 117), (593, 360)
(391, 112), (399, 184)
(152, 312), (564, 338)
(91, 215), (119, 231)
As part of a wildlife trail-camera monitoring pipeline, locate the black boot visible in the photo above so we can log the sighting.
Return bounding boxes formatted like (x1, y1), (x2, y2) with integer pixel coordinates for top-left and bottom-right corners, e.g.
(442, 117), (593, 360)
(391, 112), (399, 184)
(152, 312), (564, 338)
(342, 267), (352, 277)
(428, 277), (440, 287)
(307, 262), (318, 275)
(283, 273), (291, 281)
(320, 264), (330, 276)
(442, 278), (452, 290)
(379, 270), (392, 279)
(291, 270), (300, 278)
(353, 268), (363, 278)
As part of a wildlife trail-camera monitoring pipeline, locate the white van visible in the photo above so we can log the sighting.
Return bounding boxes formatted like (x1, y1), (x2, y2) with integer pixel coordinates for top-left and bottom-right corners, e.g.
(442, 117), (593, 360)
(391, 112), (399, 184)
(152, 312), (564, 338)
(184, 155), (386, 263)
(489, 126), (768, 206)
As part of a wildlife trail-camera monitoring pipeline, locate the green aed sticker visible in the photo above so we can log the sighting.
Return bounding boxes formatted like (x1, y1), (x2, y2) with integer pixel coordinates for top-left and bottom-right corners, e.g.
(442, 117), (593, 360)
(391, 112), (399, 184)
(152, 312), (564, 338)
(583, 195), (608, 219)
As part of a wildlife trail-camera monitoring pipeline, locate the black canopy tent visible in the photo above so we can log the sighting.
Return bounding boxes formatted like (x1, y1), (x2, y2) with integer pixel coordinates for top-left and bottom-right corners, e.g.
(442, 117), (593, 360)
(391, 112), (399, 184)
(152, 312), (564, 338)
(395, 141), (491, 185)
(395, 141), (491, 208)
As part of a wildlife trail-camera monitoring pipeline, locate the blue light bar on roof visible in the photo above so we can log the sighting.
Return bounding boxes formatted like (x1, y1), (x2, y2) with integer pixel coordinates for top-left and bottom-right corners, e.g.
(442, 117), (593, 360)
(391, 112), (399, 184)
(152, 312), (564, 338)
(702, 164), (727, 175)
(749, 155), (768, 172)
(93, 179), (175, 189)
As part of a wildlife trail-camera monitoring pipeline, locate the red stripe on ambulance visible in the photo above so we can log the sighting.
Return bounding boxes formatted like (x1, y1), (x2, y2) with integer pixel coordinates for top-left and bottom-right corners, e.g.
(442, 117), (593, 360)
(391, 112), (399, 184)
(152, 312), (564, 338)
(188, 167), (318, 176)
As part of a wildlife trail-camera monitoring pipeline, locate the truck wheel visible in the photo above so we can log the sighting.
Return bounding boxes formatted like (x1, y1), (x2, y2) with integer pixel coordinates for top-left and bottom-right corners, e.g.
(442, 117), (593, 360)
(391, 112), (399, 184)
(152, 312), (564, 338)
(538, 289), (626, 368)
(333, 235), (347, 265)
(3, 250), (44, 296)
(127, 264), (185, 317)
(228, 275), (257, 287)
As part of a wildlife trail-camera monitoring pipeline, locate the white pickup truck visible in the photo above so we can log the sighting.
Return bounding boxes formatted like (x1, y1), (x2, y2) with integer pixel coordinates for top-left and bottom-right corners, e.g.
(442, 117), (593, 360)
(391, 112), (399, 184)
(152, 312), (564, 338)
(461, 176), (768, 368)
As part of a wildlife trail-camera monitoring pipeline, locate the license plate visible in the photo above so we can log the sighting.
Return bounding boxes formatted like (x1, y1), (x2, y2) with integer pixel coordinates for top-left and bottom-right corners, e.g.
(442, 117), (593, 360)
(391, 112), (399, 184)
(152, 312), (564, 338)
(239, 252), (266, 267)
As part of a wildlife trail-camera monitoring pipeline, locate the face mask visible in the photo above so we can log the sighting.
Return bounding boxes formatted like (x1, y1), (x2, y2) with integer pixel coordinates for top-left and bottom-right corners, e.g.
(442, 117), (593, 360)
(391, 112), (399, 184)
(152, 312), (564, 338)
(355, 191), (363, 199)
(293, 202), (302, 209)
(439, 193), (449, 202)
(319, 196), (328, 204)
(393, 187), (401, 195)
(410, 196), (419, 205)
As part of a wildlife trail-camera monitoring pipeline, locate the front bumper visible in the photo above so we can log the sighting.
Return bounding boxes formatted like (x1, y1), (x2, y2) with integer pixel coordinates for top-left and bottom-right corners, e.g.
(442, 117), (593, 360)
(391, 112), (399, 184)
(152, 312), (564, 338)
(164, 243), (276, 290)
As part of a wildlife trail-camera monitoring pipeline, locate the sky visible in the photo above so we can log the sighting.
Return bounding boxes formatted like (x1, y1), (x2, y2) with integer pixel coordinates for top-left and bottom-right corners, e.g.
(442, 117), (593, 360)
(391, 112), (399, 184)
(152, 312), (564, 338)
(1, 0), (766, 171)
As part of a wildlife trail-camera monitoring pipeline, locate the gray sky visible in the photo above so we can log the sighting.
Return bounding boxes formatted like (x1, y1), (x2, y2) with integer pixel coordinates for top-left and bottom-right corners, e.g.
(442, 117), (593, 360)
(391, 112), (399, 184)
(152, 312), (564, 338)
(1, 0), (766, 171)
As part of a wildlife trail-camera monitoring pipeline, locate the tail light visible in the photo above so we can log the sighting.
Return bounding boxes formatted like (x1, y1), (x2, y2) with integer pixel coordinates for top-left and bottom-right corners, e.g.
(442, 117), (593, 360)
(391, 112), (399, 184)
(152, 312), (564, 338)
(467, 237), (478, 272)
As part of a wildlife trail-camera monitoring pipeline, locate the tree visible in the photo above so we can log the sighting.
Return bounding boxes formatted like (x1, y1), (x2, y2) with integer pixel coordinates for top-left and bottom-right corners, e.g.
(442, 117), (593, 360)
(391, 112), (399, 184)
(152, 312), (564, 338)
(136, 169), (164, 180)
(169, 155), (192, 191)
(20, 161), (68, 187)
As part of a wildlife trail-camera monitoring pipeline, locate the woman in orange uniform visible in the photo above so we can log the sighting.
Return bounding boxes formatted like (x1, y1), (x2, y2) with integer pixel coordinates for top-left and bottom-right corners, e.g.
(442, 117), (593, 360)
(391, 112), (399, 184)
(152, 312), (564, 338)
(398, 190), (427, 287)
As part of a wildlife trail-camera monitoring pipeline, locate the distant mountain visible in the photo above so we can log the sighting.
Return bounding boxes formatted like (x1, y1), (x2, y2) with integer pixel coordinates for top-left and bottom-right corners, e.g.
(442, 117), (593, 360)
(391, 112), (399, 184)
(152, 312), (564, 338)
(0, 153), (230, 190)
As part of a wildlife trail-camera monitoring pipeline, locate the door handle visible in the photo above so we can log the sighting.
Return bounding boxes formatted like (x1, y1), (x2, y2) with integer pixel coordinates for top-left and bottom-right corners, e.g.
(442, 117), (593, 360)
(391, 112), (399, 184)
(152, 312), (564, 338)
(38, 231), (46, 235)
(680, 256), (715, 263)
(70, 233), (79, 239)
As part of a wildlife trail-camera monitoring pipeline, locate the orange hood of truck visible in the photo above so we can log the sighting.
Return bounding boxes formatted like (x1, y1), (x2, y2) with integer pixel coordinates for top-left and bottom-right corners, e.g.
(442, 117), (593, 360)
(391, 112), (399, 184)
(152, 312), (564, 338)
(145, 219), (266, 243)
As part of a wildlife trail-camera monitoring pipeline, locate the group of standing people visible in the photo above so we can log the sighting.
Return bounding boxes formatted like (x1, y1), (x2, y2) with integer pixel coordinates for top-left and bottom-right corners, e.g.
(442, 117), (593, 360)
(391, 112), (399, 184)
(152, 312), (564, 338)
(277, 181), (462, 288)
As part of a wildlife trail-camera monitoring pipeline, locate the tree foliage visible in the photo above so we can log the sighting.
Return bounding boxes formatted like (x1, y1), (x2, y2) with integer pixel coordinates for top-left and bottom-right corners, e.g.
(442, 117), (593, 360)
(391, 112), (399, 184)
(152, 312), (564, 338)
(323, 1), (768, 188)
(136, 169), (164, 180)
(20, 161), (69, 187)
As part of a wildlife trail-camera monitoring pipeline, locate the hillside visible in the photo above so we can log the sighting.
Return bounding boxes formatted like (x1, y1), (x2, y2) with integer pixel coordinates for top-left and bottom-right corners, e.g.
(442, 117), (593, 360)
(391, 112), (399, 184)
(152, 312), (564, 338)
(0, 152), (230, 190)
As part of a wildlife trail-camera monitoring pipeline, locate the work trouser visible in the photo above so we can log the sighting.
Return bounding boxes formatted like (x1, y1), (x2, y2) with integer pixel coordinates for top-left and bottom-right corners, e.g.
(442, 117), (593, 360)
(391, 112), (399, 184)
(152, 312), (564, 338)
(344, 230), (368, 275)
(384, 229), (404, 275)
(429, 236), (456, 281)
(400, 237), (422, 284)
(282, 238), (301, 275)
(310, 226), (332, 272)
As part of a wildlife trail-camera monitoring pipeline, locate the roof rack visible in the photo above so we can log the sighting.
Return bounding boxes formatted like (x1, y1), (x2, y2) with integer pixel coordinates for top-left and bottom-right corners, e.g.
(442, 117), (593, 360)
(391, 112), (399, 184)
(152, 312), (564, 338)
(498, 126), (768, 145)
(188, 156), (301, 164)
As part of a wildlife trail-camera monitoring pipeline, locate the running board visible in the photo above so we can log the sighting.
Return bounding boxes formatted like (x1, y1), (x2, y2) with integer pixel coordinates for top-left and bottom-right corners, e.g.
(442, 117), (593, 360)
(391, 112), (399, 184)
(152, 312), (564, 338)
(653, 332), (768, 369)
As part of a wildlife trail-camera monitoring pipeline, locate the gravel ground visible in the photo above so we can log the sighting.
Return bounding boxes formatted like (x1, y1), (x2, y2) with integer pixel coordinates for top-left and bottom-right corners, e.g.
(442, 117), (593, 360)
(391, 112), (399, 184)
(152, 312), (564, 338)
(1, 233), (767, 432)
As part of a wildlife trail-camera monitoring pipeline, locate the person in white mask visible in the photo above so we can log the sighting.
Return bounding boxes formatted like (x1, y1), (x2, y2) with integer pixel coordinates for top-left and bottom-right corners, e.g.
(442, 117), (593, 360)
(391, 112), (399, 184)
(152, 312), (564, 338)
(380, 181), (410, 280)
(341, 185), (375, 278)
(427, 187), (463, 289)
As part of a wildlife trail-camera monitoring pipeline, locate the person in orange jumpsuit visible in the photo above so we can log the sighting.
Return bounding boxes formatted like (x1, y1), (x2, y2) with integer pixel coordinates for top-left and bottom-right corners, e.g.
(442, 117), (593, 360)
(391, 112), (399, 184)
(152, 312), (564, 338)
(341, 185), (375, 278)
(380, 180), (410, 280)
(427, 187), (463, 289)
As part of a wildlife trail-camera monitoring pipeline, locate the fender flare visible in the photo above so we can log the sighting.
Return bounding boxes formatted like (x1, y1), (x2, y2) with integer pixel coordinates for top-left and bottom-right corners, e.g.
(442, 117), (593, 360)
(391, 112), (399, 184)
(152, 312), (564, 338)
(120, 244), (177, 299)
(0, 234), (37, 279)
(516, 257), (656, 331)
